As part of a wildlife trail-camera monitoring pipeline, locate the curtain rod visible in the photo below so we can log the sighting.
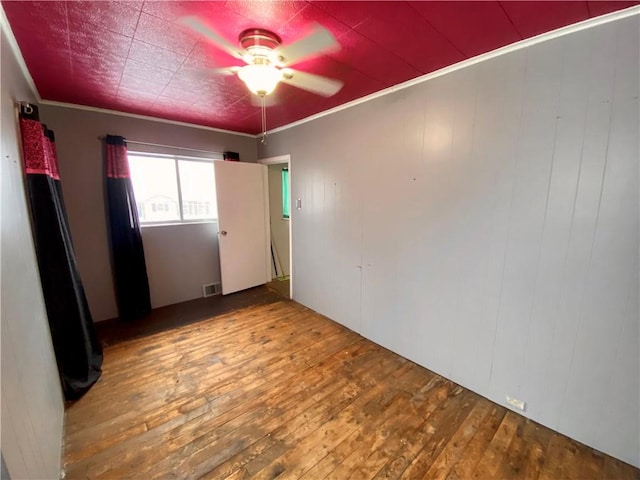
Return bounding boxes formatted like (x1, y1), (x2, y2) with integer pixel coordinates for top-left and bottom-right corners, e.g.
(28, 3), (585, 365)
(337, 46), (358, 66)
(97, 137), (223, 156)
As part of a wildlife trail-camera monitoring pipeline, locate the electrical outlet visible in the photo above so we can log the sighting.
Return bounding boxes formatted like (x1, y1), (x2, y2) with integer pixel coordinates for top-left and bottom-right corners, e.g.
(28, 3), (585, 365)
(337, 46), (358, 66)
(506, 395), (526, 411)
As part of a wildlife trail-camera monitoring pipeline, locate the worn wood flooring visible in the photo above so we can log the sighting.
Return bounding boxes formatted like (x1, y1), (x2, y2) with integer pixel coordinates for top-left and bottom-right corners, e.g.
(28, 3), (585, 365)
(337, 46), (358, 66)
(95, 285), (283, 346)
(65, 300), (639, 479)
(266, 278), (291, 300)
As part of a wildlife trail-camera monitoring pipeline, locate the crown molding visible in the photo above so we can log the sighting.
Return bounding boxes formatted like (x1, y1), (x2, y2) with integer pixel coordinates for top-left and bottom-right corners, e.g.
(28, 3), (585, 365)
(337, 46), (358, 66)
(39, 100), (256, 138)
(266, 5), (640, 136)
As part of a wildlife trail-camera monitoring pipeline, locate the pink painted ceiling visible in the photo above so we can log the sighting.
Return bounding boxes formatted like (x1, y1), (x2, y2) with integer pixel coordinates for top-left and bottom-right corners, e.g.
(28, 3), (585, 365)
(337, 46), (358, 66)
(3, 1), (637, 135)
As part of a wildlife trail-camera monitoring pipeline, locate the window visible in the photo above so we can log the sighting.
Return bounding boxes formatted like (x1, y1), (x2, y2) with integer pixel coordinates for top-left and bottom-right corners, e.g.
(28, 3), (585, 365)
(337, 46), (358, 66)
(178, 160), (217, 221)
(128, 153), (217, 224)
(282, 167), (290, 219)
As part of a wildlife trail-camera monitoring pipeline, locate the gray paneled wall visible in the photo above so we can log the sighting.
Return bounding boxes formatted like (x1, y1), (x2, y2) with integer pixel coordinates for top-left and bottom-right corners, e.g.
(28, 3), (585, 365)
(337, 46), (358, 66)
(141, 222), (221, 309)
(1, 22), (64, 479)
(39, 105), (256, 320)
(259, 16), (639, 467)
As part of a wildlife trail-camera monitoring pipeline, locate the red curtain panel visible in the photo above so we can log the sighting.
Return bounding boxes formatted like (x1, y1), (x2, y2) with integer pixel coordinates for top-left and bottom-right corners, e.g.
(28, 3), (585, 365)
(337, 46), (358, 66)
(105, 135), (151, 321)
(19, 103), (102, 400)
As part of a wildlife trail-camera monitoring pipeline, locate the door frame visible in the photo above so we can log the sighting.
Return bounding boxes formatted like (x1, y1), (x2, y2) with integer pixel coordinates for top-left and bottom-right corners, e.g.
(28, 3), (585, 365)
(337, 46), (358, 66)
(258, 154), (292, 299)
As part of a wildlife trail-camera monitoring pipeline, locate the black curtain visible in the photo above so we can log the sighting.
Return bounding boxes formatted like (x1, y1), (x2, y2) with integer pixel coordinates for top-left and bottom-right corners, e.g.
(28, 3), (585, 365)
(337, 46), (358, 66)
(104, 135), (151, 321)
(19, 104), (102, 400)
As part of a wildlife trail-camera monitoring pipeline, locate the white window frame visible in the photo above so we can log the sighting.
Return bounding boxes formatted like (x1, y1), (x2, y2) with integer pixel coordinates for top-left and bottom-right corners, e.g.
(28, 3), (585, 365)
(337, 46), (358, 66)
(128, 151), (218, 227)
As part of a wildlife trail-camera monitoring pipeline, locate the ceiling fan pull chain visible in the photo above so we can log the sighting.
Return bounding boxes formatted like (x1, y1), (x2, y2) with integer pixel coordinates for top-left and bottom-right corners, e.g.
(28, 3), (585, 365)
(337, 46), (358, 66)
(261, 94), (268, 144)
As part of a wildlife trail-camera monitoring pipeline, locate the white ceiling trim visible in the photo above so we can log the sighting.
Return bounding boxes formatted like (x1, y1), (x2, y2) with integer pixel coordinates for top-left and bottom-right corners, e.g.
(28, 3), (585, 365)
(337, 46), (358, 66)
(1, 3), (253, 139)
(1, 4), (41, 102)
(39, 100), (256, 138)
(2, 3), (638, 139)
(266, 5), (640, 136)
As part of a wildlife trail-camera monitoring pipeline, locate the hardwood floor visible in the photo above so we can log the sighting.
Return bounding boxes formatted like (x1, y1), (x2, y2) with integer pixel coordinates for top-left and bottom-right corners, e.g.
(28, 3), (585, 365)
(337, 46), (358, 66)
(95, 284), (284, 346)
(65, 300), (639, 479)
(266, 278), (290, 299)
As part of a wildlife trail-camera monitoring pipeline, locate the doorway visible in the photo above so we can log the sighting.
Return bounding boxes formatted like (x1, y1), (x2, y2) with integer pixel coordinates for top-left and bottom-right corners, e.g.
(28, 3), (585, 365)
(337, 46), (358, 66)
(259, 155), (292, 299)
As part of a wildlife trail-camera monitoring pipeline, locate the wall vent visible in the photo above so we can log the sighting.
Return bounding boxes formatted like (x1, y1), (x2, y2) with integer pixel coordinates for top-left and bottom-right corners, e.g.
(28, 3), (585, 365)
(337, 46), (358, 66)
(203, 283), (221, 297)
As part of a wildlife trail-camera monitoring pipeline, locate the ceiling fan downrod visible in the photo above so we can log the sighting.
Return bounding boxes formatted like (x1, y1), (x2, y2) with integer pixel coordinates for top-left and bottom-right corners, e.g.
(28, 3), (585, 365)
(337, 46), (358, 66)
(260, 94), (268, 144)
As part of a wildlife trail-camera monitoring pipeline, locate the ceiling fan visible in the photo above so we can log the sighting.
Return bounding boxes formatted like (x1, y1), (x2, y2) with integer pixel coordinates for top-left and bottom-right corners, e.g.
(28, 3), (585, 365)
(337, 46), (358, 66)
(181, 16), (344, 99)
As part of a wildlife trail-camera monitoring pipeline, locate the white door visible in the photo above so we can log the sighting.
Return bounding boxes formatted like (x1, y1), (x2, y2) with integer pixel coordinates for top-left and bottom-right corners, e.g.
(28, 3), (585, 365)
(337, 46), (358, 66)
(215, 161), (271, 295)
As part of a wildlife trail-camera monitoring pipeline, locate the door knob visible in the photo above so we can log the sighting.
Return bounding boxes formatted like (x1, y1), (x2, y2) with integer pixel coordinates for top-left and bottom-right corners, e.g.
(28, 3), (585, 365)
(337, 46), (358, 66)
(219, 230), (227, 236)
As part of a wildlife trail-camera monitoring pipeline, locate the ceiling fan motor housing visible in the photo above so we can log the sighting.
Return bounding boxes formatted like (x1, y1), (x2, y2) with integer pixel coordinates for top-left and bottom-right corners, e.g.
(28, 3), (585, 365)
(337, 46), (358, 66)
(239, 28), (282, 59)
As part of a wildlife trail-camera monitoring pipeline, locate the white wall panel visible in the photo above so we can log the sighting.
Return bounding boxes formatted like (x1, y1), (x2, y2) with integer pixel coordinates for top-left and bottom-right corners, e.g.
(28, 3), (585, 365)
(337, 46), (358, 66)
(261, 16), (640, 465)
(597, 21), (640, 460)
(450, 56), (512, 393)
(259, 16), (640, 467)
(472, 52), (528, 394)
(1, 19), (64, 479)
(359, 96), (410, 349)
(488, 39), (564, 413)
(545, 23), (618, 432)
(558, 19), (639, 454)
(141, 222), (221, 308)
(519, 29), (593, 429)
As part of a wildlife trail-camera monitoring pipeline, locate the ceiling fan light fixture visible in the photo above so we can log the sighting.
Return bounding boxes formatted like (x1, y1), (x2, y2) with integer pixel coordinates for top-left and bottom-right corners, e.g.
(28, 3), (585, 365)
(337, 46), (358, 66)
(238, 64), (282, 96)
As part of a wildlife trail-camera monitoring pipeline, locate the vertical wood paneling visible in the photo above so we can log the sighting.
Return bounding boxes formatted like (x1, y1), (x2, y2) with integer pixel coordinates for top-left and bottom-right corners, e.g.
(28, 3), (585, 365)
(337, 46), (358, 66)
(320, 113), (364, 333)
(489, 39), (564, 407)
(449, 56), (510, 393)
(547, 23), (618, 430)
(518, 29), (593, 428)
(414, 72), (473, 377)
(1, 22), (64, 480)
(360, 93), (426, 355)
(596, 17), (640, 461)
(289, 126), (315, 309)
(559, 16), (639, 450)
(259, 16), (639, 468)
(473, 50), (527, 392)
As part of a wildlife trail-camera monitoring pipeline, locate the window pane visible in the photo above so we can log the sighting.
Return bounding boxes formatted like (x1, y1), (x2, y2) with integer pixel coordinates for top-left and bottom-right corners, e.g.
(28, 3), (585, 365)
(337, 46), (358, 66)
(282, 168), (290, 219)
(178, 160), (217, 220)
(129, 155), (180, 223)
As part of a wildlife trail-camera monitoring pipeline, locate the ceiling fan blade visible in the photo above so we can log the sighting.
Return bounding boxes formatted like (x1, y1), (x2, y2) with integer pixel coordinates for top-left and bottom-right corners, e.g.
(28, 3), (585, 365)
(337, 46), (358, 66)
(181, 16), (245, 61)
(280, 69), (343, 97)
(206, 66), (241, 76)
(180, 66), (239, 82)
(275, 25), (339, 66)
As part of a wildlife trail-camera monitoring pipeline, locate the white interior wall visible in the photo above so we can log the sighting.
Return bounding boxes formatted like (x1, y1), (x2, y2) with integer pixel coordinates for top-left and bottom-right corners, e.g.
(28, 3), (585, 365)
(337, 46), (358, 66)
(141, 222), (221, 308)
(38, 105), (256, 320)
(1, 19), (64, 479)
(267, 163), (290, 277)
(258, 16), (640, 467)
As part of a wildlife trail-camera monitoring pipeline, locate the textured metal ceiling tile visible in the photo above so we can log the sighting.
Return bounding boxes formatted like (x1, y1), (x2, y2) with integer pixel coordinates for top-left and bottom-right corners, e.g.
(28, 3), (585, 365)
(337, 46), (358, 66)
(3, 0), (636, 134)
